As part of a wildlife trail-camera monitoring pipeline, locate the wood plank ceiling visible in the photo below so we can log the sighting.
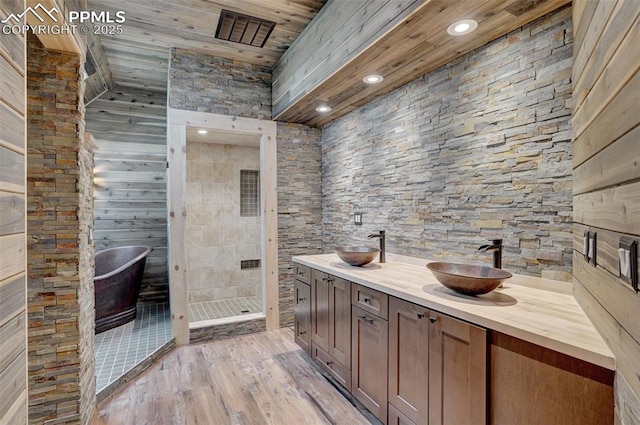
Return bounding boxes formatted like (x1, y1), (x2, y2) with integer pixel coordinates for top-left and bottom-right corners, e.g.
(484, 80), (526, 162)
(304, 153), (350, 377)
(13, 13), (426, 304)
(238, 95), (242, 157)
(87, 0), (571, 126)
(85, 0), (327, 91)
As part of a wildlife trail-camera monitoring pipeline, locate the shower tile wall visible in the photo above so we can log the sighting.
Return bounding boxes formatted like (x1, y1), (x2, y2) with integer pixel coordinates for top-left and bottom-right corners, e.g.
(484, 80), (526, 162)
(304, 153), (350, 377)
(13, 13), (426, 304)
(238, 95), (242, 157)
(186, 142), (261, 303)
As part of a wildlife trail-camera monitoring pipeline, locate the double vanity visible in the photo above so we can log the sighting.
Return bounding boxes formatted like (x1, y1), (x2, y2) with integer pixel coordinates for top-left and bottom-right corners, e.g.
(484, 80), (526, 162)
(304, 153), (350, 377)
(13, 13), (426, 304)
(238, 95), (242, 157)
(292, 253), (615, 425)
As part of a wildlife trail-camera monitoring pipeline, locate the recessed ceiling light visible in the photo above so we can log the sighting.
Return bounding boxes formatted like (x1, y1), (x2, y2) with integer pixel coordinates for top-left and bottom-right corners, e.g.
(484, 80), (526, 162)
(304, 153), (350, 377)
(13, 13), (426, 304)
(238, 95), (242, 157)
(447, 19), (478, 36)
(363, 74), (384, 84)
(315, 105), (332, 113)
(198, 129), (208, 134)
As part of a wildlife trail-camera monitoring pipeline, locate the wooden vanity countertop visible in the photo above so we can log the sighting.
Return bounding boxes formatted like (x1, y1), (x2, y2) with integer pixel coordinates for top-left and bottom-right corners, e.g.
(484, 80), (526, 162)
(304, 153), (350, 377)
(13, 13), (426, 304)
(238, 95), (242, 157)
(292, 253), (615, 370)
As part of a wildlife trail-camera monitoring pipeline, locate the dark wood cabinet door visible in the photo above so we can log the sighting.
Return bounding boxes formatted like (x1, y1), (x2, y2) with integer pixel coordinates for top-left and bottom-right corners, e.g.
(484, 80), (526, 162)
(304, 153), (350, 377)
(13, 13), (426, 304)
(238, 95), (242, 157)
(388, 297), (429, 425)
(294, 279), (311, 354)
(328, 275), (351, 368)
(428, 312), (486, 425)
(351, 306), (388, 423)
(311, 269), (329, 351)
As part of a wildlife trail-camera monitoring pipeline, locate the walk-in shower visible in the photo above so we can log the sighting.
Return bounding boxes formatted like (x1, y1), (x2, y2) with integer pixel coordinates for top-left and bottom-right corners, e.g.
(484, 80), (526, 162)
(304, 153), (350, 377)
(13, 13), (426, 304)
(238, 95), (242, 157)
(185, 128), (264, 325)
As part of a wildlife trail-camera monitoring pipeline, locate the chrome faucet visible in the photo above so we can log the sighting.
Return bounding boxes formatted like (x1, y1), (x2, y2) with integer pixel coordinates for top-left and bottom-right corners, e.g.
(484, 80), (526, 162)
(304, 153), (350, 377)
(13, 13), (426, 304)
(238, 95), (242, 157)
(478, 239), (503, 269)
(367, 230), (386, 263)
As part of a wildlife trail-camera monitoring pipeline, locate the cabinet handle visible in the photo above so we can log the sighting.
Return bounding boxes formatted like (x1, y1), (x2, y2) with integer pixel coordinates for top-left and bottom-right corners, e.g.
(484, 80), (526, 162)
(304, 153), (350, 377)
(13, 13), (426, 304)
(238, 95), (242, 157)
(327, 278), (334, 283)
(298, 271), (305, 276)
(299, 331), (306, 335)
(363, 297), (371, 304)
(417, 313), (425, 319)
(358, 315), (374, 324)
(429, 316), (437, 323)
(298, 297), (306, 302)
(326, 361), (333, 366)
(321, 277), (327, 282)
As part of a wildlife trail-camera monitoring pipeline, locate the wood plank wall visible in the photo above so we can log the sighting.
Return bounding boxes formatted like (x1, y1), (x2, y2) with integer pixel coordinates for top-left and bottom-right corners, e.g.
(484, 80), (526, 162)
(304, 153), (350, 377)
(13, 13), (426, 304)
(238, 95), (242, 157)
(86, 85), (169, 303)
(0, 0), (27, 423)
(571, 2), (640, 424)
(272, 0), (424, 118)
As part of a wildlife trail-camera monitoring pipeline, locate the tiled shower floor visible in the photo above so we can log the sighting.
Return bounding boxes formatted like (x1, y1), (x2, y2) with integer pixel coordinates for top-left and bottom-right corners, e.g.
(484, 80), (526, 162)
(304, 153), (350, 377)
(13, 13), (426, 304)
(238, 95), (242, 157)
(95, 303), (172, 393)
(188, 296), (262, 322)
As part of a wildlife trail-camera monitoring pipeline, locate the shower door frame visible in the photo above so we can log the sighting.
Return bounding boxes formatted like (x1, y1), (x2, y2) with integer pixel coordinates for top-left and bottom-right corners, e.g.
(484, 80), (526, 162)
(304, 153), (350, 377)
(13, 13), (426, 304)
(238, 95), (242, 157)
(167, 109), (278, 345)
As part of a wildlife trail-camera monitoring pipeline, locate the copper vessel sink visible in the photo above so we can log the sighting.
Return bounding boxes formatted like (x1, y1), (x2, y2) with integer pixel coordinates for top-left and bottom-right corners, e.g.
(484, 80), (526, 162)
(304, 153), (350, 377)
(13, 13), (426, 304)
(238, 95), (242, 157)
(335, 246), (380, 266)
(426, 262), (512, 295)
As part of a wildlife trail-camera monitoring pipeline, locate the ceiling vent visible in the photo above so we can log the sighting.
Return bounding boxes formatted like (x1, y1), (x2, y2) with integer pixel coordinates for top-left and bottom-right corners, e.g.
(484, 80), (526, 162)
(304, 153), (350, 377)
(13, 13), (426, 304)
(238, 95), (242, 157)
(215, 9), (276, 48)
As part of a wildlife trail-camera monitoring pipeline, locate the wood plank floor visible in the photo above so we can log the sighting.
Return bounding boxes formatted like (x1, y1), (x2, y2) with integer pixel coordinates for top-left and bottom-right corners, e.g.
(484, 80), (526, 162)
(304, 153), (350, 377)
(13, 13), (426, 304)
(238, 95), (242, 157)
(92, 327), (372, 425)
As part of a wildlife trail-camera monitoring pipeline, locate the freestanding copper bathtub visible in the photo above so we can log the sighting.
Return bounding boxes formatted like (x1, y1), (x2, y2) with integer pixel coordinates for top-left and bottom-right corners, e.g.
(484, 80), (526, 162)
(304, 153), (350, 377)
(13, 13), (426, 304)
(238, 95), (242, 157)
(94, 246), (152, 334)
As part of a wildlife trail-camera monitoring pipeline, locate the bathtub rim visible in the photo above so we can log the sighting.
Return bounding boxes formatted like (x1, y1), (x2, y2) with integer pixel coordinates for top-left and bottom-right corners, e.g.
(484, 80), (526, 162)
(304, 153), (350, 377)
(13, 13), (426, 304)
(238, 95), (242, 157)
(95, 245), (153, 281)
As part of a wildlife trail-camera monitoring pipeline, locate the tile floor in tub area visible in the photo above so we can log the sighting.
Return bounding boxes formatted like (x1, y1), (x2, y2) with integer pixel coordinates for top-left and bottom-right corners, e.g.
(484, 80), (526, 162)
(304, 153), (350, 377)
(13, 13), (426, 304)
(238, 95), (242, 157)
(95, 303), (173, 393)
(188, 296), (262, 322)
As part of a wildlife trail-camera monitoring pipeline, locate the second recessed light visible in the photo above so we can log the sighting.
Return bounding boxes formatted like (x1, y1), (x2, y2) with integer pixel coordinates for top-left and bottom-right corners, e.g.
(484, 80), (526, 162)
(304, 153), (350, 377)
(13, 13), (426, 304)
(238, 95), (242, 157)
(315, 105), (332, 113)
(363, 74), (384, 84)
(447, 19), (478, 36)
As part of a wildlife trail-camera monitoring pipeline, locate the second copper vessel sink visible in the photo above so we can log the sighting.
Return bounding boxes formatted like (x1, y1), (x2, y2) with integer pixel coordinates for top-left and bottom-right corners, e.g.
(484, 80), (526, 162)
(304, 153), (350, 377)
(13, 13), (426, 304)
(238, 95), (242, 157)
(427, 262), (512, 295)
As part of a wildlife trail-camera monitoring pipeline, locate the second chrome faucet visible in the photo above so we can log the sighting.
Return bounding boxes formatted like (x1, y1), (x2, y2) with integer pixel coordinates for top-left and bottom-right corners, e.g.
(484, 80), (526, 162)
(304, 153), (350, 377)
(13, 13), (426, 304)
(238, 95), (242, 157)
(367, 230), (386, 263)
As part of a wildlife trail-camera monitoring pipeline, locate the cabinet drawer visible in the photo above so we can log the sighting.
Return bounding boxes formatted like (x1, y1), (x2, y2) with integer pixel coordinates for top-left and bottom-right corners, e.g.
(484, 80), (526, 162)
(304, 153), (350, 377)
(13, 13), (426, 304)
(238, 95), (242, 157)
(352, 283), (388, 320)
(312, 342), (351, 392)
(293, 263), (310, 284)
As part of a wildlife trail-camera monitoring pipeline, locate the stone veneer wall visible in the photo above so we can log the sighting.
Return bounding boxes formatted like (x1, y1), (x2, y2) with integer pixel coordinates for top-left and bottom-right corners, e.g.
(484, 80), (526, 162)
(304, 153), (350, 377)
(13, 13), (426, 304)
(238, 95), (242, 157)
(277, 122), (323, 327)
(189, 318), (267, 344)
(26, 34), (95, 424)
(77, 133), (96, 423)
(169, 48), (271, 119)
(322, 7), (573, 280)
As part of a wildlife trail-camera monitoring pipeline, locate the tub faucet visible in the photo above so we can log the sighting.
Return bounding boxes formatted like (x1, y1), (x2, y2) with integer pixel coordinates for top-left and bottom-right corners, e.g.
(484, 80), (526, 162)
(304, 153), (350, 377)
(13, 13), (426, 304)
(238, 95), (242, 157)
(367, 230), (386, 263)
(479, 239), (503, 269)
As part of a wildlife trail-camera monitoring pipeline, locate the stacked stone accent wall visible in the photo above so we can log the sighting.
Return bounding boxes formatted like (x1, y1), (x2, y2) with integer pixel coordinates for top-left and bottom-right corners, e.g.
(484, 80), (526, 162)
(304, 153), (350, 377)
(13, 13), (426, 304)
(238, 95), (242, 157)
(277, 122), (323, 327)
(321, 7), (573, 280)
(189, 318), (267, 344)
(26, 34), (95, 424)
(169, 48), (271, 119)
(78, 133), (96, 424)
